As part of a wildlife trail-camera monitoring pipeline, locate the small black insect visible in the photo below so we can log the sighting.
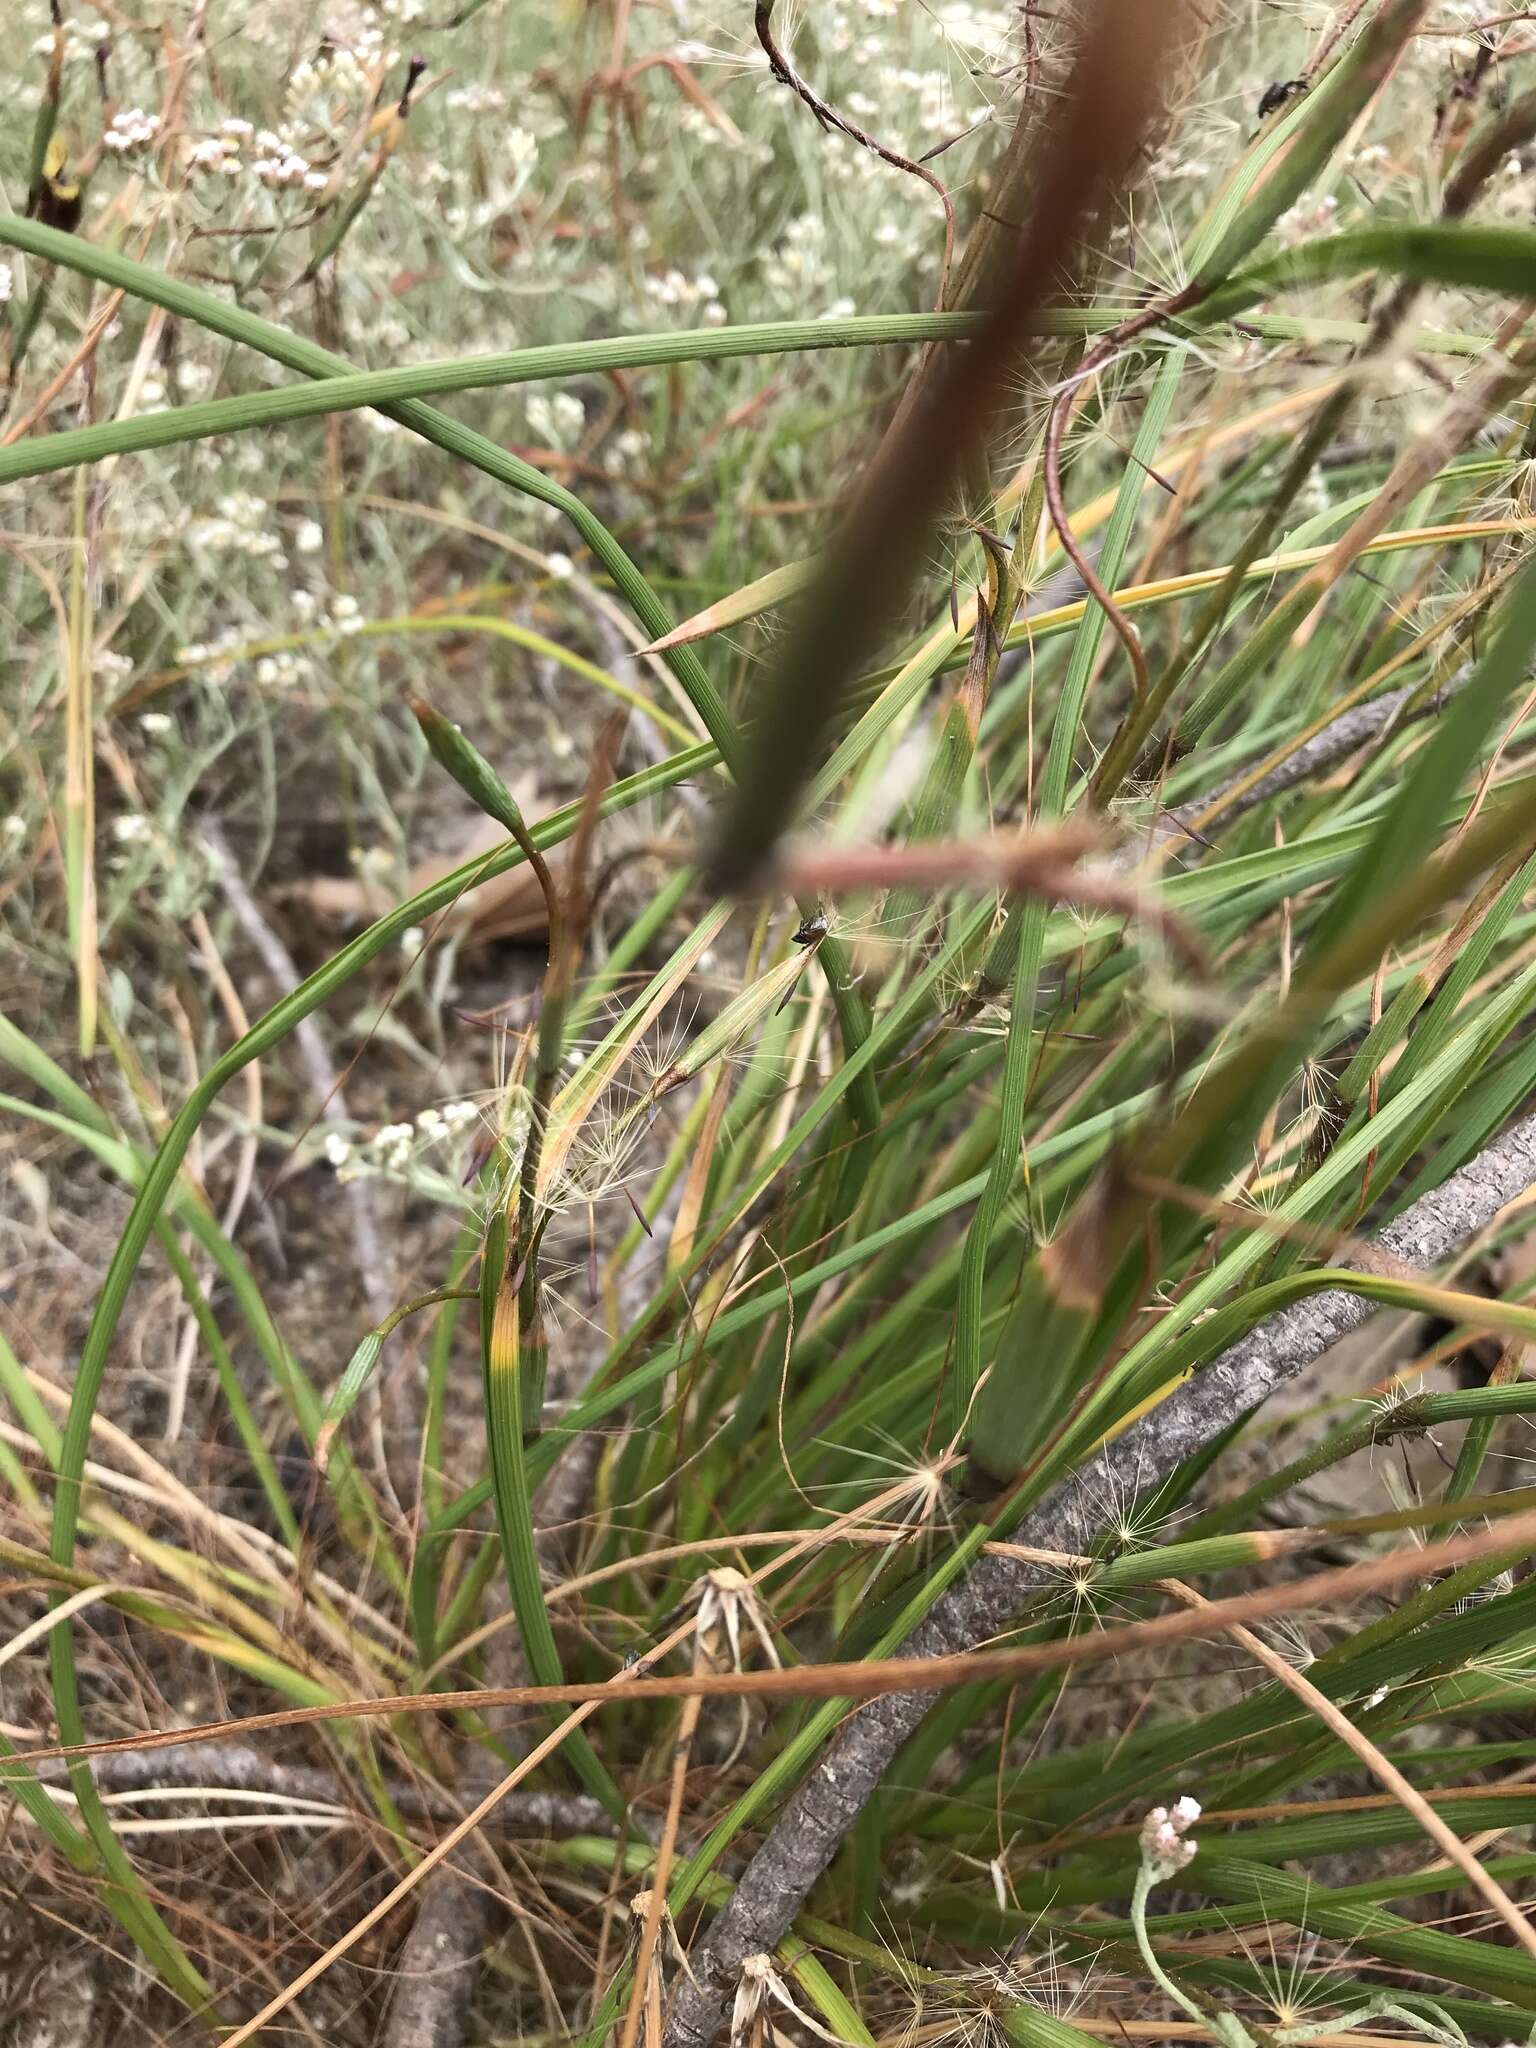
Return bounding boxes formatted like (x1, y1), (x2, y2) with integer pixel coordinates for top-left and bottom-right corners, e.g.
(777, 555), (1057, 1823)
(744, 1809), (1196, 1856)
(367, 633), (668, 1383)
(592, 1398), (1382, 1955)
(791, 909), (828, 947)
(1257, 77), (1307, 119)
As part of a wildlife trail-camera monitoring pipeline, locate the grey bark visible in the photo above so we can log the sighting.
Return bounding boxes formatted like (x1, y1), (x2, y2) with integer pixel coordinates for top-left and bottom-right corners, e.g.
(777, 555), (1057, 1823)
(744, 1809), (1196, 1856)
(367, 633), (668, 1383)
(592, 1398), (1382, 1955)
(1163, 669), (1467, 843)
(379, 1841), (496, 2048)
(201, 820), (395, 1328)
(33, 1741), (617, 1837)
(661, 1104), (1536, 2047)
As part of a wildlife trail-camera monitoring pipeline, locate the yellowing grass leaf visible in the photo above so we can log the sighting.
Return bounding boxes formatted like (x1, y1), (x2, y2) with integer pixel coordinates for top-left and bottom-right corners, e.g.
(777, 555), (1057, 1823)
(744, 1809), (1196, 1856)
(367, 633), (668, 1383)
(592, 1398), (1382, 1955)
(536, 904), (732, 1198)
(637, 559), (818, 654)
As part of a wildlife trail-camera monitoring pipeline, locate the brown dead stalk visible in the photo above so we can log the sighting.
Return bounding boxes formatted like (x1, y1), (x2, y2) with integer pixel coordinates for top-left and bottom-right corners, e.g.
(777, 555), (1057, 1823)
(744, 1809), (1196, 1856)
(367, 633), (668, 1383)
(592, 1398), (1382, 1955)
(16, 1504), (1536, 1774)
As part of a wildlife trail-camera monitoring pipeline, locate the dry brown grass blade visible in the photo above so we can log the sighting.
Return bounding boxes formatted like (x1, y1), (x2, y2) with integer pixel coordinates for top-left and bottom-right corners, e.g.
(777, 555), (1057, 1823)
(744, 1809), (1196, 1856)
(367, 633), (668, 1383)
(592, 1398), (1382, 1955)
(708, 0), (1198, 891)
(620, 1693), (701, 2048)
(283, 807), (557, 945)
(16, 1504), (1536, 1771)
(213, 1699), (609, 2048)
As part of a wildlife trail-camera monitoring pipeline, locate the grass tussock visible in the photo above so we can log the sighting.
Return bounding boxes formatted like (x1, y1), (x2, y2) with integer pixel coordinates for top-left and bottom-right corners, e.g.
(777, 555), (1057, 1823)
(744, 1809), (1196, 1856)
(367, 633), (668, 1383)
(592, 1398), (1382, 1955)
(7, 2), (1536, 2045)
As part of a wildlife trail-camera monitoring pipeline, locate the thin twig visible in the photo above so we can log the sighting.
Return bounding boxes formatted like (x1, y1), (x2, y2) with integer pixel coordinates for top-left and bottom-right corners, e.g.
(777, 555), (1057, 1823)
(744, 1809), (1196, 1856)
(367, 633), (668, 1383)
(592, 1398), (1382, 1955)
(31, 1740), (622, 1836)
(1041, 287), (1203, 711)
(754, 1), (955, 307)
(1168, 665), (1471, 838)
(17, 1496), (1536, 1771)
(201, 822), (395, 1327)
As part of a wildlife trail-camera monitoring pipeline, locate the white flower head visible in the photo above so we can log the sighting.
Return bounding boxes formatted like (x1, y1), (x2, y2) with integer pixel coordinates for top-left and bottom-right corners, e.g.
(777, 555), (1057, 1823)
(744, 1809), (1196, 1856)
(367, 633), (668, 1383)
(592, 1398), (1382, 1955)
(689, 1567), (781, 1678)
(729, 1954), (849, 2048)
(1139, 1797), (1199, 1880)
(105, 107), (161, 155)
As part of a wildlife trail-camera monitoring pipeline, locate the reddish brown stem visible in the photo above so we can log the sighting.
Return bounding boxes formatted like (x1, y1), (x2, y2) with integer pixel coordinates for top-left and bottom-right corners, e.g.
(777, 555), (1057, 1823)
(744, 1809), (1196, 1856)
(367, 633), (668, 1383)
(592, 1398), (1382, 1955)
(755, 0), (955, 306)
(1041, 284), (1204, 707)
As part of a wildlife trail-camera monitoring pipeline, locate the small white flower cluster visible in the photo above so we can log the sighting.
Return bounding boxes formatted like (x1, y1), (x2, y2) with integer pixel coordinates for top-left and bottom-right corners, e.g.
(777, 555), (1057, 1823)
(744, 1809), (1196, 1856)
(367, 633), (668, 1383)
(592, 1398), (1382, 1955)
(351, 844), (394, 883)
(526, 391), (587, 446)
(255, 651), (311, 689)
(446, 82), (508, 114)
(176, 626), (247, 675)
(290, 589), (366, 633)
(288, 588), (362, 636)
(1276, 189), (1339, 245)
(188, 120), (251, 178)
(325, 1099), (481, 1181)
(0, 264), (12, 305)
(642, 268), (727, 325)
(763, 214), (833, 302)
(187, 492), (285, 563)
(105, 107), (162, 155)
(253, 131), (327, 192)
(607, 426), (649, 474)
(1139, 1795), (1200, 1881)
(373, 1121), (420, 1169)
(294, 518), (325, 555)
(31, 17), (108, 62)
(112, 812), (152, 844)
(287, 22), (395, 121)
